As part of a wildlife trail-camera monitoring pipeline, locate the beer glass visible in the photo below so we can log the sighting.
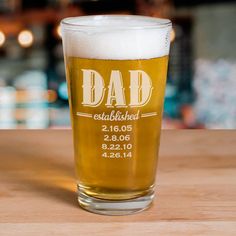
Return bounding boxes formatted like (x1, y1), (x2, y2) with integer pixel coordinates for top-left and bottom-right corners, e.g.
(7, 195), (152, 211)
(61, 15), (171, 215)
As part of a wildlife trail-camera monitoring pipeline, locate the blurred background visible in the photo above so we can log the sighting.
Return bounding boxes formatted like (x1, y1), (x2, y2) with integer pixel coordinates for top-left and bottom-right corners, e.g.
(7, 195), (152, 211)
(0, 0), (235, 129)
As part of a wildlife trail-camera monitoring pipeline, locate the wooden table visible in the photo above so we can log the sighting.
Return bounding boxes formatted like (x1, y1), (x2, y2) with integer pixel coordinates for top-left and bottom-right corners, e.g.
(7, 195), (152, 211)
(0, 130), (235, 235)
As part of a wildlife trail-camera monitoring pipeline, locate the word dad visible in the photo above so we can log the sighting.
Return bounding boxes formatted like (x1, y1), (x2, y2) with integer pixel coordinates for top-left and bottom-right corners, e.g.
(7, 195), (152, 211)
(82, 69), (153, 108)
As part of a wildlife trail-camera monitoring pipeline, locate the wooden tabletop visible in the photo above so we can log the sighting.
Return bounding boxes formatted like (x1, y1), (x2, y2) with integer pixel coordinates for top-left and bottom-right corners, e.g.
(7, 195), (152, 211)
(0, 130), (235, 235)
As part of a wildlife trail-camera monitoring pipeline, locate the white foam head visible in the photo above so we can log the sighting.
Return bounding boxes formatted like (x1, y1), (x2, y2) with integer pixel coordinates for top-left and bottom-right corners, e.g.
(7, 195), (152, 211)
(61, 15), (172, 60)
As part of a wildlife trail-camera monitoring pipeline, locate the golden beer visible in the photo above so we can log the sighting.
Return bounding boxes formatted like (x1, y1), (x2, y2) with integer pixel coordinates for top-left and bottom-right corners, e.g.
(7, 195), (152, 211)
(66, 56), (168, 200)
(61, 15), (171, 215)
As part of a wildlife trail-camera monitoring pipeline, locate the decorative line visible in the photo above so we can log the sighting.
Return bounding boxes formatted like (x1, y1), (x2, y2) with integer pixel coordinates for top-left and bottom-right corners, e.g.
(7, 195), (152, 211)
(141, 112), (158, 118)
(76, 112), (93, 118)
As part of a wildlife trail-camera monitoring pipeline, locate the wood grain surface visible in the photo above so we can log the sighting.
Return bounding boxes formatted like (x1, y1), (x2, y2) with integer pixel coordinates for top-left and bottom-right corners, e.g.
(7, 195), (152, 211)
(0, 130), (235, 235)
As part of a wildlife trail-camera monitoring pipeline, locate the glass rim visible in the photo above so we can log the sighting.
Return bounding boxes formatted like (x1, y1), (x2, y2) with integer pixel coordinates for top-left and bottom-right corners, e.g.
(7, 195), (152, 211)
(61, 15), (172, 31)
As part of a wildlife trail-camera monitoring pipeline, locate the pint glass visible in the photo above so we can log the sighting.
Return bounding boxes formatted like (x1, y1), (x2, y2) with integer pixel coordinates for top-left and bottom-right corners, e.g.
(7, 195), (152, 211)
(61, 15), (171, 215)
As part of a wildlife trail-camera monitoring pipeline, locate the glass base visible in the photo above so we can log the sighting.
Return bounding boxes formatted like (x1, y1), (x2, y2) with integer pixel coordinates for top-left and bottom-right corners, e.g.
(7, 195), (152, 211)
(78, 186), (155, 215)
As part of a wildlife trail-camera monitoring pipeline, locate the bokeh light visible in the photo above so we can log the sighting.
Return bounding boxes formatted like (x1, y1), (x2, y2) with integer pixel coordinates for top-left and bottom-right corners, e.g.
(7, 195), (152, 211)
(18, 30), (34, 48)
(56, 25), (62, 38)
(0, 31), (6, 47)
(170, 29), (176, 43)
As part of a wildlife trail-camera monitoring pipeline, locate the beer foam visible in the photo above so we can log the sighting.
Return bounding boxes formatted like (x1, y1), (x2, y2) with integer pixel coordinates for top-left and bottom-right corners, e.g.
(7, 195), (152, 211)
(61, 15), (172, 59)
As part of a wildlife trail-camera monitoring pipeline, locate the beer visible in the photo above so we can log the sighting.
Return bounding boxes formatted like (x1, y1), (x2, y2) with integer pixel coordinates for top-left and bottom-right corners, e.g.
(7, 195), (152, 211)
(61, 15), (171, 215)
